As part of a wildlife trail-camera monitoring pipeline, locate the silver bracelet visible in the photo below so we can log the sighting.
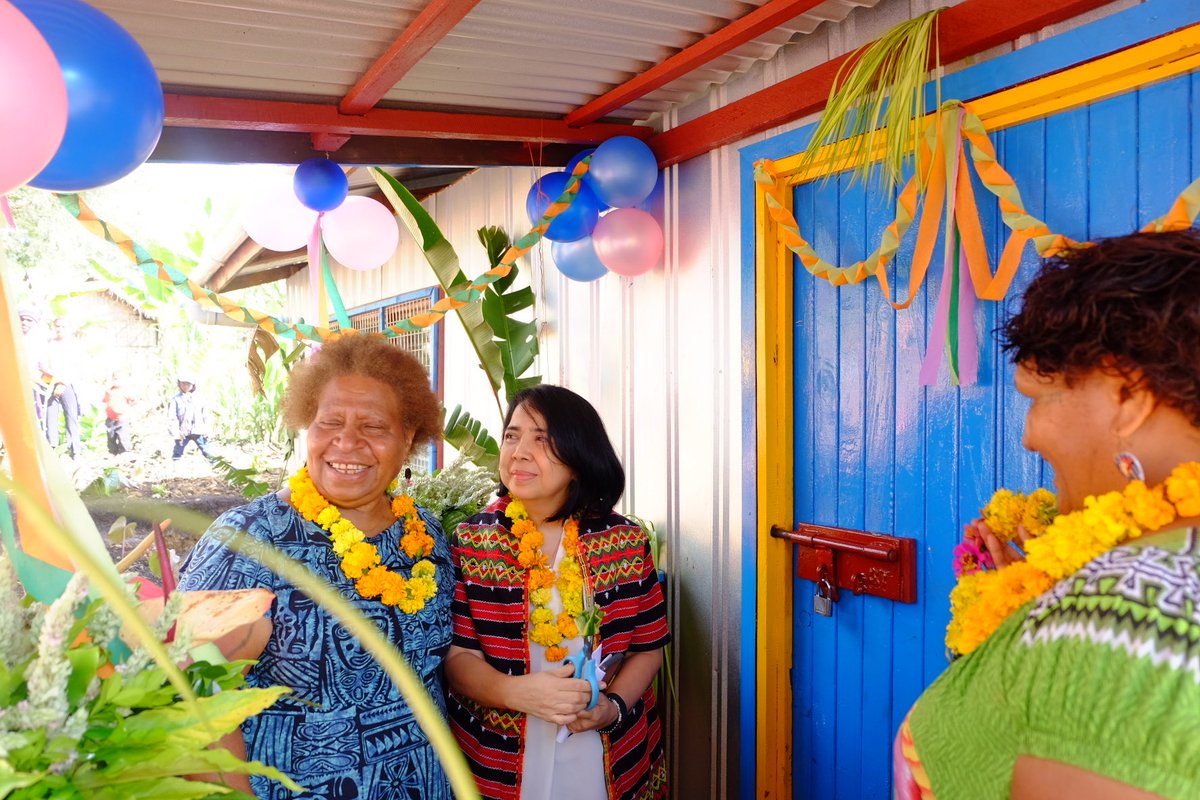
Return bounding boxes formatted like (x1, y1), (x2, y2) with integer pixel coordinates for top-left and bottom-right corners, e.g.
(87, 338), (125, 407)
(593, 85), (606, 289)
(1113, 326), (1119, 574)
(597, 691), (626, 734)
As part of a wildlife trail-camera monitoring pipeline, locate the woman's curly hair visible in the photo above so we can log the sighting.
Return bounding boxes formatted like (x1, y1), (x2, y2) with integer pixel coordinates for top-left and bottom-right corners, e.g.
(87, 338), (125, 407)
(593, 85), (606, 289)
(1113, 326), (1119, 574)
(282, 333), (441, 446)
(1002, 228), (1200, 424)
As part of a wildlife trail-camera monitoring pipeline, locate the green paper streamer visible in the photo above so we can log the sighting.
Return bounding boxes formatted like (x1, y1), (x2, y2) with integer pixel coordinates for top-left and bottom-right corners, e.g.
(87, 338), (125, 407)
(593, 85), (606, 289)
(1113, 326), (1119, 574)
(0, 493), (72, 603)
(321, 242), (352, 329)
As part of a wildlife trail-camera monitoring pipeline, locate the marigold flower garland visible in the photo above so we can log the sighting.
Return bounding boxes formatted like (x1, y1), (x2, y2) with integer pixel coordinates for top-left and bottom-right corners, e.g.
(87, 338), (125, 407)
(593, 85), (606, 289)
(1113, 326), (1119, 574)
(946, 462), (1200, 657)
(507, 498), (589, 663)
(288, 466), (439, 614)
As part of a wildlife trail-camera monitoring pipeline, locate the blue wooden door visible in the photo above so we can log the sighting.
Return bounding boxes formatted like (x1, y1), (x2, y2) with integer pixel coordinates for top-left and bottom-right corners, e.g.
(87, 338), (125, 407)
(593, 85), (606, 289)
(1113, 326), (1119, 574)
(789, 70), (1200, 797)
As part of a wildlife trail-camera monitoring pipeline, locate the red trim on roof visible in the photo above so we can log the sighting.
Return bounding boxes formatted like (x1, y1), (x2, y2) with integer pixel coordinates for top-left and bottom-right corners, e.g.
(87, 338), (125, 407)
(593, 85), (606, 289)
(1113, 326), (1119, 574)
(648, 0), (1115, 168)
(566, 0), (828, 127)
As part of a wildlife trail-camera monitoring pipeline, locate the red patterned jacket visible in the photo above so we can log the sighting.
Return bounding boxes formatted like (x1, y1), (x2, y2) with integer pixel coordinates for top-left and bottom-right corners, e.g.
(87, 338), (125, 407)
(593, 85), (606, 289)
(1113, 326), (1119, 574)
(449, 495), (670, 800)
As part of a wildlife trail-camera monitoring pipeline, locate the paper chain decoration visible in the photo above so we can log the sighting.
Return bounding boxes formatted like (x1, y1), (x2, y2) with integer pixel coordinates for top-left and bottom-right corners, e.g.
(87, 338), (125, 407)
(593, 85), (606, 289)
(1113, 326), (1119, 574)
(754, 100), (1200, 385)
(59, 157), (594, 343)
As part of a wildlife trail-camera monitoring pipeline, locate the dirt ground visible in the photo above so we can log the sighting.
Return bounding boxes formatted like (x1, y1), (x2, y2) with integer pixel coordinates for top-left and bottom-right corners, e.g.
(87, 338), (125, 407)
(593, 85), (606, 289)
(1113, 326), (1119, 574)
(74, 441), (288, 581)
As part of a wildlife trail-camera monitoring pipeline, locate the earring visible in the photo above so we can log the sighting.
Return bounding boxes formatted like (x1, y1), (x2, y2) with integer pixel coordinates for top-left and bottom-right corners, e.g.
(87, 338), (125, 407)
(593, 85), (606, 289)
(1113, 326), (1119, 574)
(1114, 451), (1146, 482)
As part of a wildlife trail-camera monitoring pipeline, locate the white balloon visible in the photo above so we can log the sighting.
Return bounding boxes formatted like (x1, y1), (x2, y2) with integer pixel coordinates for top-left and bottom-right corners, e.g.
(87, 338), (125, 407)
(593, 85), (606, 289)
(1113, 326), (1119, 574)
(321, 195), (400, 271)
(241, 178), (318, 251)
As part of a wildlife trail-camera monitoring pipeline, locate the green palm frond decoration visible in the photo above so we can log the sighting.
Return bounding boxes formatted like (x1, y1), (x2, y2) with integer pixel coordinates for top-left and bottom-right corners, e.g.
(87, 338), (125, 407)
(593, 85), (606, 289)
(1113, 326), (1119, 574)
(796, 9), (943, 189)
(372, 168), (507, 418)
(442, 404), (500, 476)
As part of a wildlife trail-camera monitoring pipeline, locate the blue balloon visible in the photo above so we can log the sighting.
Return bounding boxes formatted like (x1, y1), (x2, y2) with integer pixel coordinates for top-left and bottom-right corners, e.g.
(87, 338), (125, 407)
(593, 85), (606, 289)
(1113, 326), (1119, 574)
(526, 171), (600, 243)
(551, 238), (608, 282)
(585, 135), (658, 208)
(564, 148), (609, 211)
(17, 0), (163, 191)
(294, 158), (349, 212)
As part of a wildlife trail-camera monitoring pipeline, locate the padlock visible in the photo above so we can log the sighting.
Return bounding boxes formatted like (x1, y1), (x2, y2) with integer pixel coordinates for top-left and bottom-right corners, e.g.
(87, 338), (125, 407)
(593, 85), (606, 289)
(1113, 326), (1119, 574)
(814, 578), (833, 617)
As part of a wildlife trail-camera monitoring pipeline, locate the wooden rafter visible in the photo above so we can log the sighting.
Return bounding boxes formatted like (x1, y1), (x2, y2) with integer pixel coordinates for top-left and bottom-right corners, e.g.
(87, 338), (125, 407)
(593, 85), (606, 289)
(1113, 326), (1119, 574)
(340, 0), (483, 115)
(204, 237), (263, 293)
(566, 0), (828, 127)
(648, 0), (1118, 168)
(150, 127), (581, 167)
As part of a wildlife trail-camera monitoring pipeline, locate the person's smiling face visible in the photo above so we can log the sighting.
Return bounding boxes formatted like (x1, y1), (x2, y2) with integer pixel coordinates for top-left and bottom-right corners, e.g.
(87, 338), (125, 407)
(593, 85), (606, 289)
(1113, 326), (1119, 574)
(500, 402), (574, 520)
(306, 374), (411, 518)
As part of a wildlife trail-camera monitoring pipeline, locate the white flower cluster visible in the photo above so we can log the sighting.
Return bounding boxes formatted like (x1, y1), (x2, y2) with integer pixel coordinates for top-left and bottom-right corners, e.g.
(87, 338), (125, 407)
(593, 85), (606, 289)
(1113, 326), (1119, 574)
(0, 554), (37, 670)
(0, 554), (193, 771)
(405, 455), (498, 533)
(118, 590), (192, 676)
(0, 564), (95, 767)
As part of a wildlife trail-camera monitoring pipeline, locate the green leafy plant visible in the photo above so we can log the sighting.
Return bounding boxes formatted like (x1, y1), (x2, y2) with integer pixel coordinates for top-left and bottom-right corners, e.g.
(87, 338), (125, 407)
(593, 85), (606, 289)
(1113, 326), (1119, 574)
(478, 227), (540, 404)
(0, 559), (298, 798)
(372, 170), (546, 472)
(208, 454), (272, 499)
(82, 467), (125, 498)
(372, 168), (506, 418)
(795, 9), (943, 189)
(442, 405), (500, 476)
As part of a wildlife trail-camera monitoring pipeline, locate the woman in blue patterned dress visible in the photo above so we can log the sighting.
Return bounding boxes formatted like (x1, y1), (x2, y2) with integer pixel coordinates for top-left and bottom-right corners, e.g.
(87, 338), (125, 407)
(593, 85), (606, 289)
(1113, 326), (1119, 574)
(179, 334), (453, 799)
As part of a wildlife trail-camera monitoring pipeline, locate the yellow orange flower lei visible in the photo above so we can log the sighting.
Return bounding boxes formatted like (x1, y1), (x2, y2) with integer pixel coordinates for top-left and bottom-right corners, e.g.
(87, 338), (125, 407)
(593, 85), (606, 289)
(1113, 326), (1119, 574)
(508, 497), (585, 663)
(288, 466), (439, 614)
(946, 462), (1200, 657)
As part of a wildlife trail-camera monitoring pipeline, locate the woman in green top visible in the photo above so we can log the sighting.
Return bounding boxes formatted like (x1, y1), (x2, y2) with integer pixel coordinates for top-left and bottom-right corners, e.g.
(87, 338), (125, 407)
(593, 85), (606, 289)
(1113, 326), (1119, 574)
(896, 228), (1200, 799)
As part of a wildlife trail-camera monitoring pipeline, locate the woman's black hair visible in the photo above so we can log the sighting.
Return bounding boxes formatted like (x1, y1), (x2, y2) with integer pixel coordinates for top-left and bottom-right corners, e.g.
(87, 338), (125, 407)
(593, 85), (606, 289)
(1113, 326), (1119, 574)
(1002, 227), (1200, 425)
(497, 384), (625, 520)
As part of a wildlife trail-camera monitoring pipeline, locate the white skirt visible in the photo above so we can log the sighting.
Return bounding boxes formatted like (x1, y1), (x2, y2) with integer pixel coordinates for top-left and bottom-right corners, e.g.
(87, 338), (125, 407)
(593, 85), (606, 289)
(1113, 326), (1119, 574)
(520, 540), (607, 800)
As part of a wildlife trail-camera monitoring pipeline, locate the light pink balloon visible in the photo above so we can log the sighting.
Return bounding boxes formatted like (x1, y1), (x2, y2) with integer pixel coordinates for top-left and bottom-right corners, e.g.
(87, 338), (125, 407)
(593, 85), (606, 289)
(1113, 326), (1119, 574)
(591, 208), (663, 277)
(0, 0), (68, 194)
(241, 179), (318, 251)
(321, 195), (399, 271)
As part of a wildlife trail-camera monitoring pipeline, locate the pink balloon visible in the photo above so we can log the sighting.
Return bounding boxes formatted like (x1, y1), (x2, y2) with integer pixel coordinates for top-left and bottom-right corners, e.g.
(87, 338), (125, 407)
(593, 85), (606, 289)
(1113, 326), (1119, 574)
(591, 208), (663, 277)
(241, 179), (318, 251)
(321, 195), (399, 271)
(0, 0), (68, 194)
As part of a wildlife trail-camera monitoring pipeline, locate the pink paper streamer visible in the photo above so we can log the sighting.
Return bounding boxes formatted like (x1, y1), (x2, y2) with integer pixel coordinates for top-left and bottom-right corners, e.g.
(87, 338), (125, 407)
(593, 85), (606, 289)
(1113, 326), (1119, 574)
(919, 113), (965, 387)
(918, 233), (956, 386)
(307, 217), (321, 325)
(1, 196), (14, 228)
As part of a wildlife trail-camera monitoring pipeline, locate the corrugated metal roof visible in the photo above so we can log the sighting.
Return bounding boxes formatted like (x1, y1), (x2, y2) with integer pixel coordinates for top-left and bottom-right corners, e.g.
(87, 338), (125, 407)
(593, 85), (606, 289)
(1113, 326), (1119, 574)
(81, 0), (884, 287)
(93, 0), (879, 124)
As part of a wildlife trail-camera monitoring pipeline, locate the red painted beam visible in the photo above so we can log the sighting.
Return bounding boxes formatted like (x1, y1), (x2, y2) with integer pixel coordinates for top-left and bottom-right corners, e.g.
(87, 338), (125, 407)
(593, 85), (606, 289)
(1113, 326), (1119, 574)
(311, 132), (352, 151)
(566, 0), (828, 127)
(340, 0), (483, 115)
(164, 93), (650, 144)
(648, 0), (1117, 168)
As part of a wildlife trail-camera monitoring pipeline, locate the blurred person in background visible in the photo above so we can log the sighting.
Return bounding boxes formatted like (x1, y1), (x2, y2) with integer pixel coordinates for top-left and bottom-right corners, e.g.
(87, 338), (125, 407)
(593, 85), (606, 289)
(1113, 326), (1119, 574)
(167, 373), (215, 460)
(41, 316), (82, 458)
(103, 371), (137, 455)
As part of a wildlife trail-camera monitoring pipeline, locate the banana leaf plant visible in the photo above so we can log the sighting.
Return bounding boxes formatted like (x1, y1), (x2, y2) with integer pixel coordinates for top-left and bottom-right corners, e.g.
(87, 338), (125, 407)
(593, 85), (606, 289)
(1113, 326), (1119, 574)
(477, 226), (541, 404)
(372, 169), (544, 473)
(372, 169), (507, 419)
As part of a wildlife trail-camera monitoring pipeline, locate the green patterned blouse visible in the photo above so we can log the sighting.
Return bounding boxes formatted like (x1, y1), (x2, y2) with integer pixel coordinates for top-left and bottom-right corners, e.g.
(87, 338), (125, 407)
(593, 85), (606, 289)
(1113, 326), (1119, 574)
(904, 527), (1200, 798)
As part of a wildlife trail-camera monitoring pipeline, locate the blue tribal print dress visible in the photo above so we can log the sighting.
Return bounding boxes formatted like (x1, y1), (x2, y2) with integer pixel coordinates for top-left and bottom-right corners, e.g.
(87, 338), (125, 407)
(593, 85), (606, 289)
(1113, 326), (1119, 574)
(178, 493), (454, 800)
